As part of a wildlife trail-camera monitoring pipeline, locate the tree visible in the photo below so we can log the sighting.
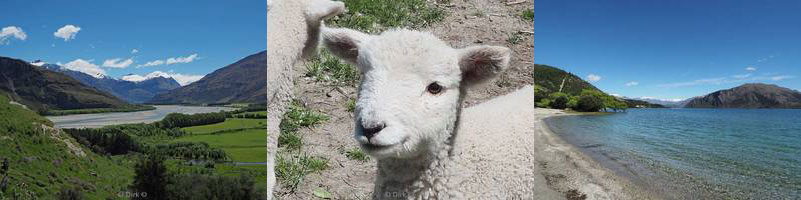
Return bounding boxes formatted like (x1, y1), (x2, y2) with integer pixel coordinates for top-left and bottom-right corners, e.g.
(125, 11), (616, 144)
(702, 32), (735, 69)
(577, 94), (603, 112)
(131, 156), (169, 200)
(549, 92), (569, 109)
(536, 98), (552, 108)
(566, 95), (579, 109)
(534, 85), (550, 103)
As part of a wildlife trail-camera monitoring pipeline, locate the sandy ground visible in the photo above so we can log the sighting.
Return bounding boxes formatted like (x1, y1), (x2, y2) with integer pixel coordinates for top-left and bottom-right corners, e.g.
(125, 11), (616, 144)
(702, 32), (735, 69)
(529, 109), (656, 200)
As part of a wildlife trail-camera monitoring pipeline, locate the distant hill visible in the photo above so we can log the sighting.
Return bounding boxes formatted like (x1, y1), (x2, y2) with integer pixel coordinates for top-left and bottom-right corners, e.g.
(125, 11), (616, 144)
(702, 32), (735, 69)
(38, 63), (181, 103)
(684, 83), (801, 108)
(149, 51), (266, 104)
(631, 97), (691, 108)
(0, 56), (137, 113)
(0, 94), (133, 198)
(534, 64), (601, 97)
(622, 98), (667, 108)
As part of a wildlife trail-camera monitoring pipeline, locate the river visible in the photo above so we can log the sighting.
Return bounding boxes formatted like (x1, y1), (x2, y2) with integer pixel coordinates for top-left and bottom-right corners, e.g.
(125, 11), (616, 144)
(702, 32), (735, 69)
(46, 105), (238, 129)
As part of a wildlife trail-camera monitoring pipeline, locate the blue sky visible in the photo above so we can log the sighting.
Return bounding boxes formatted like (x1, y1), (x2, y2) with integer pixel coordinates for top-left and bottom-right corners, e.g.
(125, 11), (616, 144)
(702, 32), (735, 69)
(535, 0), (801, 100)
(0, 1), (265, 85)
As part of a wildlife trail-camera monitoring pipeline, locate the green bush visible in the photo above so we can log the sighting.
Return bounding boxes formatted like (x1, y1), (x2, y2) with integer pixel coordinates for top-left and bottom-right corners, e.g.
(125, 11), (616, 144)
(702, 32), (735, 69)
(549, 92), (569, 109)
(167, 174), (262, 200)
(566, 96), (579, 109)
(536, 98), (551, 108)
(576, 94), (603, 112)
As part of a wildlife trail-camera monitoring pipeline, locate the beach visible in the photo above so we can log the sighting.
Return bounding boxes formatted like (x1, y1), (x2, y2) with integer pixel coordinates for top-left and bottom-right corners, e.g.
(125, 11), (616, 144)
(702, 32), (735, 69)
(530, 109), (655, 199)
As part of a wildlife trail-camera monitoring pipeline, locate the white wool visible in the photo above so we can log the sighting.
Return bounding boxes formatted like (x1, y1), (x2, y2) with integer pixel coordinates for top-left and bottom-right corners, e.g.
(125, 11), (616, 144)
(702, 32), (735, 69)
(323, 27), (512, 199)
(265, 0), (343, 199)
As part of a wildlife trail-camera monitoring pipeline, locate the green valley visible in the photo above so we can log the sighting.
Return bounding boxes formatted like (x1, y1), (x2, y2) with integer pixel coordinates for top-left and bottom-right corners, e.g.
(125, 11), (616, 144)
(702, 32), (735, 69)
(0, 94), (267, 199)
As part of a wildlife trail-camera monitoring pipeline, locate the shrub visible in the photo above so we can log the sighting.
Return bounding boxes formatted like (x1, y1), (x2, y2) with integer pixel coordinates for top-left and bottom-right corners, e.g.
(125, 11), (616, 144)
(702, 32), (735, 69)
(576, 94), (603, 112)
(566, 96), (579, 109)
(56, 187), (84, 200)
(167, 174), (262, 200)
(536, 98), (551, 108)
(549, 92), (569, 109)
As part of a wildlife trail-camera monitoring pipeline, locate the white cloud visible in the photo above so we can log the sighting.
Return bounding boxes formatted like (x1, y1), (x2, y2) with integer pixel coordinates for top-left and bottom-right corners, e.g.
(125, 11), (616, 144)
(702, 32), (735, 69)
(658, 74), (795, 88)
(756, 55), (775, 63)
(745, 66), (757, 71)
(121, 71), (204, 86)
(54, 25), (81, 41)
(166, 53), (198, 64)
(59, 59), (106, 78)
(586, 74), (601, 82)
(624, 81), (639, 87)
(131, 49), (139, 54)
(139, 60), (164, 67)
(732, 74), (751, 79)
(1, 26), (27, 44)
(771, 75), (794, 81)
(102, 58), (134, 68)
(137, 53), (199, 67)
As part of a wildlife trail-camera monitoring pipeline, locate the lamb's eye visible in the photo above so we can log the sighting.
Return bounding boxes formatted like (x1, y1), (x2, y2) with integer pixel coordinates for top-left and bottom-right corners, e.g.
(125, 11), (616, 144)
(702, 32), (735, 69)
(426, 83), (442, 94)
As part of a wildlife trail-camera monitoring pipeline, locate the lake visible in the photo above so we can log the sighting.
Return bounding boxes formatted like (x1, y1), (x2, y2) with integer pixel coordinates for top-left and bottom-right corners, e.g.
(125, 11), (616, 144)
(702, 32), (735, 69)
(47, 105), (238, 129)
(545, 109), (801, 199)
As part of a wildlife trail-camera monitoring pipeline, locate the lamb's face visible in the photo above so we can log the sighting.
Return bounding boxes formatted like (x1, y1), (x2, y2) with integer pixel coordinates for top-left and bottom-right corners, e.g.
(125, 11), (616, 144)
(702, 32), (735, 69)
(323, 28), (511, 159)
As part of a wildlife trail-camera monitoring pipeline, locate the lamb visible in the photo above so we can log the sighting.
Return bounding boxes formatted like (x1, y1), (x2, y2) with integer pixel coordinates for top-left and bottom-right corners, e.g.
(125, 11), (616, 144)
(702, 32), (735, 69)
(266, 1), (343, 199)
(322, 27), (512, 199)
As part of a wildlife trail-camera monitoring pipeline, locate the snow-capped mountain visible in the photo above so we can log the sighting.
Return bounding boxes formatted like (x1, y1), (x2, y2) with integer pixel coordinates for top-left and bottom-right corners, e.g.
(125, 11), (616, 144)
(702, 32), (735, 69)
(31, 60), (182, 103)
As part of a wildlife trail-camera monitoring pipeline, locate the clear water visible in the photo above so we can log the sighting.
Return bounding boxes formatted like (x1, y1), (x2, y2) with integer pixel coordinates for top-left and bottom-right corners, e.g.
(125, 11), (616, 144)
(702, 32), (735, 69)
(544, 109), (801, 199)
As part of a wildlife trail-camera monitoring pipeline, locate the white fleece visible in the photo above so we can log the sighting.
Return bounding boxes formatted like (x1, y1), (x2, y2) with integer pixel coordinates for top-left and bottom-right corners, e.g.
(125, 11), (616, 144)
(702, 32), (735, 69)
(265, 0), (343, 199)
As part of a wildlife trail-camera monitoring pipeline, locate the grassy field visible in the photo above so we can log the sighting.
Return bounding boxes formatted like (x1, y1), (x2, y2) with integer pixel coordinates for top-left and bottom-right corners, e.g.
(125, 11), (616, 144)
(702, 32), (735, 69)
(181, 118), (265, 135)
(173, 128), (266, 162)
(171, 117), (268, 188)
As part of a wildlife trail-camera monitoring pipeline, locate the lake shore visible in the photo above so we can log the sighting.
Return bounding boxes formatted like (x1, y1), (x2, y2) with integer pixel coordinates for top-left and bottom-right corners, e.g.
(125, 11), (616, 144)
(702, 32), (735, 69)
(532, 108), (656, 199)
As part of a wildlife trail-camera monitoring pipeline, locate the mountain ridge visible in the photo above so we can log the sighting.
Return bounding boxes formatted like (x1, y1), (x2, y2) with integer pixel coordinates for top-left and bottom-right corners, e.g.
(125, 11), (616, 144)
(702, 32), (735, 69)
(0, 56), (137, 113)
(37, 63), (182, 103)
(684, 83), (801, 108)
(148, 50), (267, 104)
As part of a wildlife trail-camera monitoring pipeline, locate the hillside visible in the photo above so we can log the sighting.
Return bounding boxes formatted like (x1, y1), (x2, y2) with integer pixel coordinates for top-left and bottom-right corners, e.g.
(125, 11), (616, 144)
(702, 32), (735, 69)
(0, 57), (139, 114)
(149, 51), (267, 104)
(0, 95), (133, 199)
(40, 63), (181, 103)
(684, 83), (801, 108)
(534, 64), (601, 97)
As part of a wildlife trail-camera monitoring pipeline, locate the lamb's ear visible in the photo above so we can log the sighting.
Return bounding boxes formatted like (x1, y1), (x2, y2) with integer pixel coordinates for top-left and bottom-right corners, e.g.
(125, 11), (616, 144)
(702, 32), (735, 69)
(305, 0), (345, 23)
(458, 45), (512, 87)
(322, 27), (371, 65)
(302, 0), (345, 58)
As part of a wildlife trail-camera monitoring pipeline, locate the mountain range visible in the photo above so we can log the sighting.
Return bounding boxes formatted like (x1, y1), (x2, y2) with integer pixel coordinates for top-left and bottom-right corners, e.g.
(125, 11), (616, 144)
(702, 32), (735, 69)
(535, 64), (801, 109)
(684, 83), (801, 108)
(34, 62), (181, 103)
(0, 56), (136, 113)
(148, 50), (267, 104)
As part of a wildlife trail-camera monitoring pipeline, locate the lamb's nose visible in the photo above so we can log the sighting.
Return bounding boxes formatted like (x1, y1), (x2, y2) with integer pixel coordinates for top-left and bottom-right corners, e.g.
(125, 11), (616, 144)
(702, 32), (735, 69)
(362, 123), (386, 140)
